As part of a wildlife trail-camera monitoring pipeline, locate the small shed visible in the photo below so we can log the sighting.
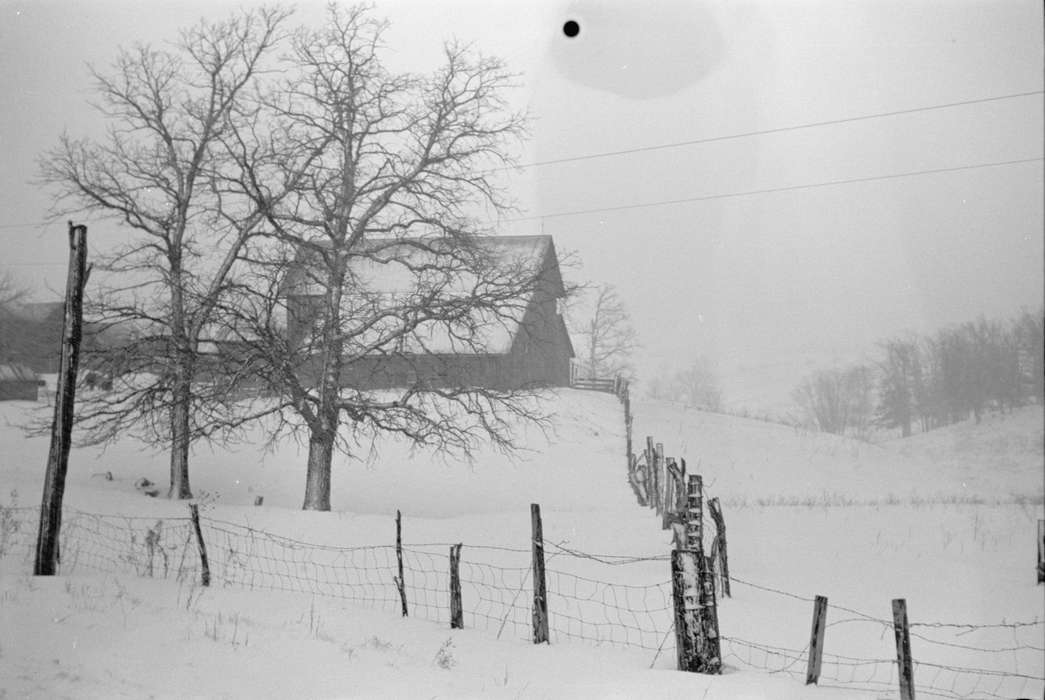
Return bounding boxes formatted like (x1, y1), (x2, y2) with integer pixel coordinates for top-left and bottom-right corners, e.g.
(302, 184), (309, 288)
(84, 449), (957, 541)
(0, 363), (46, 401)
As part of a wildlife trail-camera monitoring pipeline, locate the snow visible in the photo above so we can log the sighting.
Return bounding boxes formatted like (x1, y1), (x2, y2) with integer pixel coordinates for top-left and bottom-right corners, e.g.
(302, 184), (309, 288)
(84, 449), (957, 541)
(1, 389), (1042, 698)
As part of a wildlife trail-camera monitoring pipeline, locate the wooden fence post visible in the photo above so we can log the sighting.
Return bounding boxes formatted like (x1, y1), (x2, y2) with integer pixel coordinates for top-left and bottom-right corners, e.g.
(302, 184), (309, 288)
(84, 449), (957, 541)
(394, 510), (408, 617)
(685, 474), (704, 552)
(806, 595), (828, 684)
(531, 503), (549, 644)
(695, 544), (721, 673)
(449, 543), (463, 629)
(1037, 520), (1044, 584)
(664, 459), (682, 531)
(655, 443), (667, 516)
(892, 598), (915, 700)
(707, 497), (730, 597)
(645, 437), (656, 511)
(672, 549), (701, 671)
(34, 223), (88, 577)
(188, 503), (210, 587)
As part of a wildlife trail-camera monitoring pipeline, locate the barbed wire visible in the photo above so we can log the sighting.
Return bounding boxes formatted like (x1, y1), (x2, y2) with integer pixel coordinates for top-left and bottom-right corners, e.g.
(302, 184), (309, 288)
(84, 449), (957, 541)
(1, 504), (1041, 699)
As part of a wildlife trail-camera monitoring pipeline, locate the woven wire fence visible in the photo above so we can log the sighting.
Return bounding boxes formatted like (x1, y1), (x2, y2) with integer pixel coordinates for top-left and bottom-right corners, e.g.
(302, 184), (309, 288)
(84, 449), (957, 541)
(2, 504), (1042, 699)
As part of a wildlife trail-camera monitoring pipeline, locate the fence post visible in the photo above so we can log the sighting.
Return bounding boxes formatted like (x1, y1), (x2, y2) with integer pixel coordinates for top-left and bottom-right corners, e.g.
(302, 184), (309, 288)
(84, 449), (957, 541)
(1037, 520), (1044, 584)
(394, 510), (408, 617)
(695, 544), (721, 673)
(655, 443), (666, 516)
(672, 549), (701, 671)
(663, 458), (681, 530)
(531, 503), (549, 644)
(645, 437), (656, 511)
(34, 223), (89, 577)
(449, 543), (463, 629)
(707, 497), (730, 597)
(806, 595), (828, 684)
(892, 598), (915, 700)
(188, 503), (210, 587)
(685, 474), (704, 552)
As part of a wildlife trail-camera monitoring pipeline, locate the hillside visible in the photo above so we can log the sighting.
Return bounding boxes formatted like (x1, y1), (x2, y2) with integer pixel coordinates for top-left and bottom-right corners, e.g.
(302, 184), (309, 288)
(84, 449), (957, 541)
(1, 388), (1042, 699)
(632, 399), (1043, 505)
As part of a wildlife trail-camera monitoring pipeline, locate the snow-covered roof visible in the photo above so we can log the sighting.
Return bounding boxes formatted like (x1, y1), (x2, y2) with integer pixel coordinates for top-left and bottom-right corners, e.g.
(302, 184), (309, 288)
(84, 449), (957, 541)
(282, 234), (566, 356)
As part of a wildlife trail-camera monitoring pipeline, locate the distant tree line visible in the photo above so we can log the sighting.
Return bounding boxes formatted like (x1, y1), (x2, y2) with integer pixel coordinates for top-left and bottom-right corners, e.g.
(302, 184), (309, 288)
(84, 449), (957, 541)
(794, 308), (1044, 438)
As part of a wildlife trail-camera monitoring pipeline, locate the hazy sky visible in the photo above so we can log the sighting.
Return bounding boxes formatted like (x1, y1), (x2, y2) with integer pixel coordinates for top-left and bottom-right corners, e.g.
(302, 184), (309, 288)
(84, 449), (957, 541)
(1, 0), (1042, 410)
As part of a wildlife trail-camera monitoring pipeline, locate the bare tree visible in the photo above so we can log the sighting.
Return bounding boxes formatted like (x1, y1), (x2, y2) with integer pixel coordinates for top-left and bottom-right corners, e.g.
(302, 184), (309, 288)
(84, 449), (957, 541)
(795, 365), (874, 437)
(570, 284), (638, 380)
(38, 8), (290, 498)
(214, 5), (546, 511)
(646, 357), (723, 411)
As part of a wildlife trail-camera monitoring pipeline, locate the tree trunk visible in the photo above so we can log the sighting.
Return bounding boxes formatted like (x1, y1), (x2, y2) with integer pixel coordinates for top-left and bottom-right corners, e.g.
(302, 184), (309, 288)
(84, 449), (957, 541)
(303, 428), (334, 511)
(168, 373), (193, 499)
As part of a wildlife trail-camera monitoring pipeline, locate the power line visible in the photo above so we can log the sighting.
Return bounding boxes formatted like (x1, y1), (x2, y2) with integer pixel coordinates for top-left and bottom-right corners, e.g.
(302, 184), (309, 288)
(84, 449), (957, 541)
(510, 90), (1044, 170)
(504, 156), (1043, 222)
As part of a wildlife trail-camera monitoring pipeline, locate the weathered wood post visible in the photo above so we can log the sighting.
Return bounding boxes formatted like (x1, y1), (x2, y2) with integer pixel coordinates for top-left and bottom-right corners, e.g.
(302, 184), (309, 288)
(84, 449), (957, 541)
(645, 437), (656, 511)
(188, 503), (211, 587)
(672, 472), (721, 673)
(449, 543), (463, 629)
(664, 458), (683, 531)
(34, 223), (88, 576)
(394, 510), (408, 617)
(1037, 519), (1044, 584)
(655, 443), (666, 515)
(892, 598), (915, 700)
(531, 503), (549, 643)
(707, 497), (730, 597)
(806, 595), (828, 684)
(686, 473), (704, 551)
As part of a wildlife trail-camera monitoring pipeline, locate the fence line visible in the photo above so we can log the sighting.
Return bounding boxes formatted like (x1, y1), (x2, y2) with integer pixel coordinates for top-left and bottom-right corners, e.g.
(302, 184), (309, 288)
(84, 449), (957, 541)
(1, 503), (1041, 697)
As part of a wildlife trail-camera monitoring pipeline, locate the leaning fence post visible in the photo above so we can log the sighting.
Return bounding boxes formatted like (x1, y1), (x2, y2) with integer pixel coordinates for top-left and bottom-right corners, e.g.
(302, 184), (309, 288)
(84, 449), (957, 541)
(707, 497), (730, 597)
(645, 437), (656, 511)
(806, 595), (828, 684)
(655, 443), (666, 515)
(892, 598), (915, 700)
(188, 503), (210, 587)
(1037, 520), (1044, 584)
(394, 510), (408, 617)
(449, 543), (463, 629)
(531, 503), (549, 643)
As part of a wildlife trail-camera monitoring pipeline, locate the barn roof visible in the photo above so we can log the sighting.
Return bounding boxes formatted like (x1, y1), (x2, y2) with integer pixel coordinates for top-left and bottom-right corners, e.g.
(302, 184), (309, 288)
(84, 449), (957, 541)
(0, 362), (42, 383)
(278, 234), (568, 356)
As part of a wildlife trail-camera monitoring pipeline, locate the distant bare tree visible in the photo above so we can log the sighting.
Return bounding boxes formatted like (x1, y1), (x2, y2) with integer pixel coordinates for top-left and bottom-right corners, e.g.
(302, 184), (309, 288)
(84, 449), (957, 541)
(1013, 308), (1044, 404)
(212, 5), (547, 511)
(647, 357), (723, 411)
(795, 365), (874, 437)
(572, 284), (638, 380)
(38, 8), (290, 498)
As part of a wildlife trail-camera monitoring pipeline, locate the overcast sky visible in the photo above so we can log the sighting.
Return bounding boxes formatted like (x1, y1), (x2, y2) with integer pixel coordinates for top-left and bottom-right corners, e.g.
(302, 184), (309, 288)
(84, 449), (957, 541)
(1, 0), (1042, 411)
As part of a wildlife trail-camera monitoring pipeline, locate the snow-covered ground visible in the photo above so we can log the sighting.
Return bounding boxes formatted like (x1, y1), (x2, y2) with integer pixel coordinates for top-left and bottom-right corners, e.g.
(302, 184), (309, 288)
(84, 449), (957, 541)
(1, 389), (1042, 698)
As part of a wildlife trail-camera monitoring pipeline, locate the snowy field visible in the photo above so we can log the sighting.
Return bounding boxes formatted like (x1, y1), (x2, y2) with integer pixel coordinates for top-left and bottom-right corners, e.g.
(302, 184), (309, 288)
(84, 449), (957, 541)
(1, 388), (1042, 699)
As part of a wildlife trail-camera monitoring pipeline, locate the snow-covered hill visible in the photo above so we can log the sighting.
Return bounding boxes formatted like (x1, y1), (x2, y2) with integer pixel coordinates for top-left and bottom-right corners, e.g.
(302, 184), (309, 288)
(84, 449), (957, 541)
(1, 389), (1041, 699)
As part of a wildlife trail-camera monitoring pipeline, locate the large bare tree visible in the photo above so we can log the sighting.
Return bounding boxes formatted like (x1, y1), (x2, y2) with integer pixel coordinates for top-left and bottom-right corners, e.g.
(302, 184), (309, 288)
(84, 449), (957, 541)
(38, 8), (290, 498)
(214, 5), (547, 510)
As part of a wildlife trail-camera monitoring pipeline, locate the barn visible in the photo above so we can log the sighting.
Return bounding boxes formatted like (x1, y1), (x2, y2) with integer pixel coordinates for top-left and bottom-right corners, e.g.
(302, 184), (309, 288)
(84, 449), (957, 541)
(0, 362), (45, 401)
(282, 234), (574, 390)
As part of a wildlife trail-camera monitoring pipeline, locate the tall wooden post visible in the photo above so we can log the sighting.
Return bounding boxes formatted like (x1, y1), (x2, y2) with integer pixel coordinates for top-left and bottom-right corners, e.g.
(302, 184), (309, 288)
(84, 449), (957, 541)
(685, 474), (704, 552)
(34, 223), (88, 576)
(531, 503), (549, 643)
(394, 510), (408, 617)
(892, 598), (915, 700)
(672, 549), (702, 671)
(449, 543), (463, 629)
(806, 595), (828, 684)
(654, 443), (666, 516)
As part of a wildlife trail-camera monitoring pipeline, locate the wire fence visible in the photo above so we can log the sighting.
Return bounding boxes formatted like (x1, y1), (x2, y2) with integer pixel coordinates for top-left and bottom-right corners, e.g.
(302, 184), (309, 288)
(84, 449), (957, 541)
(2, 503), (1042, 699)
